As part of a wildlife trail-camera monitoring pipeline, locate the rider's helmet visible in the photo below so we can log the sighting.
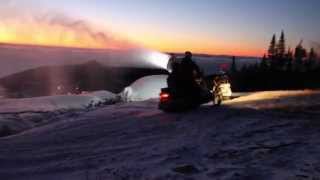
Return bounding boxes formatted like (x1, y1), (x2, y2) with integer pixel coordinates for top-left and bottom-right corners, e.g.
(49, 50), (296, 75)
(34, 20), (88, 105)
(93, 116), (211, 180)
(185, 51), (193, 59)
(217, 70), (229, 83)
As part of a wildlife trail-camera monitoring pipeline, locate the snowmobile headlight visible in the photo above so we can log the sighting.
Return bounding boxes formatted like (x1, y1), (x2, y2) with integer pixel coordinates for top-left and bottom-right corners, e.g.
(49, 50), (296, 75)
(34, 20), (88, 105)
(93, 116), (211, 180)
(148, 51), (170, 70)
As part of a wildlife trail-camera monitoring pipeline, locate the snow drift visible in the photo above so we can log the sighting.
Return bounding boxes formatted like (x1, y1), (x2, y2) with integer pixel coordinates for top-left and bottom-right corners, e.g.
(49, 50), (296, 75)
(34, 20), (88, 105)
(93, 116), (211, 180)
(0, 91), (119, 137)
(0, 91), (118, 113)
(121, 75), (168, 102)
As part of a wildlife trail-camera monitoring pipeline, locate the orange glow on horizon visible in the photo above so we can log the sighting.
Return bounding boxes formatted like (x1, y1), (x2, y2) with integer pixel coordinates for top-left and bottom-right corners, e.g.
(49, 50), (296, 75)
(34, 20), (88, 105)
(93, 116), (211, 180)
(154, 43), (264, 57)
(0, 18), (133, 50)
(0, 18), (264, 57)
(128, 33), (264, 57)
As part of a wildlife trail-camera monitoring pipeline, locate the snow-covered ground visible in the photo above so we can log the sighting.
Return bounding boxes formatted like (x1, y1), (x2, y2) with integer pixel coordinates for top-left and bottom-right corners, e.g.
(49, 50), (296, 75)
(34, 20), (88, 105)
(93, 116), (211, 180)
(0, 91), (118, 113)
(0, 91), (119, 137)
(1, 90), (320, 180)
(227, 90), (320, 113)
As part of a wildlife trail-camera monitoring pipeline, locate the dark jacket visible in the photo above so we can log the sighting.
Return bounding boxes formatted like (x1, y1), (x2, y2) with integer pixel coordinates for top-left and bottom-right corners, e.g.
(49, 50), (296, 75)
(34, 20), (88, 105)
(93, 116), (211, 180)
(178, 57), (201, 83)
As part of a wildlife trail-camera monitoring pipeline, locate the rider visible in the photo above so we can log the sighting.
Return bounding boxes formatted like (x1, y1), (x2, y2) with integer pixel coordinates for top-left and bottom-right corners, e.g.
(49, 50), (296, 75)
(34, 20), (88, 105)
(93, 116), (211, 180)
(167, 51), (203, 97)
(179, 51), (201, 81)
(178, 51), (201, 92)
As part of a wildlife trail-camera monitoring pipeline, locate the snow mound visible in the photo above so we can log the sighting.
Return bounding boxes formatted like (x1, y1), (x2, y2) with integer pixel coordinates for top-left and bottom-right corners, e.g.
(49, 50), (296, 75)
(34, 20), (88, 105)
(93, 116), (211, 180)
(121, 75), (167, 102)
(0, 90), (119, 113)
(0, 91), (119, 137)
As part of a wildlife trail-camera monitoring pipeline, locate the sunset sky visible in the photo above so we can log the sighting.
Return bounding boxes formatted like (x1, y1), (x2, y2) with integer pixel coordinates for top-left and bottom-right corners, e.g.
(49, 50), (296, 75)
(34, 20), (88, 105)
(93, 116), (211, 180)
(1, 0), (319, 57)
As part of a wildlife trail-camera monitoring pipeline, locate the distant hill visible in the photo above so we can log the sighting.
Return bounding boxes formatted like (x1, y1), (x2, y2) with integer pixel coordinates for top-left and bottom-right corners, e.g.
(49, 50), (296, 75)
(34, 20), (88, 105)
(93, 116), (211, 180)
(0, 43), (166, 78)
(167, 52), (260, 59)
(0, 61), (168, 98)
(0, 43), (261, 98)
(0, 43), (260, 78)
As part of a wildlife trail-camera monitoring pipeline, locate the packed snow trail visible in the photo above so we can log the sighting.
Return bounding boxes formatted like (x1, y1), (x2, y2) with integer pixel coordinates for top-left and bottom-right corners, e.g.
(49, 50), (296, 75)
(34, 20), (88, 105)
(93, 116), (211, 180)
(1, 91), (320, 180)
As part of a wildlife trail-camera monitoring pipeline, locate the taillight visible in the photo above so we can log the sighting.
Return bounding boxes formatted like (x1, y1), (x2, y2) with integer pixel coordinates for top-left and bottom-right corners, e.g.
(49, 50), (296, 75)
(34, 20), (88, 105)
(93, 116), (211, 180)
(160, 92), (170, 102)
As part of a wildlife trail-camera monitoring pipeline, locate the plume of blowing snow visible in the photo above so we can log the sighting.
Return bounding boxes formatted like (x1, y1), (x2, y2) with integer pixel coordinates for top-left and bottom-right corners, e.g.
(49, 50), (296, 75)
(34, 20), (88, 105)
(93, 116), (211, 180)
(0, 2), (170, 70)
(0, 1), (170, 98)
(0, 12), (134, 50)
(0, 2), (171, 98)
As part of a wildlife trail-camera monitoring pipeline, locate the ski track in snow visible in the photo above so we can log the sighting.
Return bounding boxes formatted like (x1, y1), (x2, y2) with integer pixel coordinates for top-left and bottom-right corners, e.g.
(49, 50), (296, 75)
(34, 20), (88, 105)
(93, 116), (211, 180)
(1, 91), (320, 180)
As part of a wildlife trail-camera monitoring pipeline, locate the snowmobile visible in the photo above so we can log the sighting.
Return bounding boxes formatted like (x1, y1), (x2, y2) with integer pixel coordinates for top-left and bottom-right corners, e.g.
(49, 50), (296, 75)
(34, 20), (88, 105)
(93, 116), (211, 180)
(158, 88), (209, 112)
(158, 77), (226, 112)
(159, 71), (233, 112)
(212, 74), (232, 102)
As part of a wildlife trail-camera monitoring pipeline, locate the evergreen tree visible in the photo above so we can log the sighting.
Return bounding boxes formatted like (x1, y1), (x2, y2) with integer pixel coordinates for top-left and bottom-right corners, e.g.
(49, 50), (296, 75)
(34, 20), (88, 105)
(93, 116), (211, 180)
(268, 34), (277, 59)
(309, 48), (317, 61)
(260, 54), (269, 71)
(306, 48), (318, 70)
(277, 30), (286, 58)
(294, 41), (307, 71)
(294, 41), (307, 61)
(230, 56), (237, 73)
(287, 48), (293, 58)
(241, 65), (248, 73)
(285, 48), (293, 71)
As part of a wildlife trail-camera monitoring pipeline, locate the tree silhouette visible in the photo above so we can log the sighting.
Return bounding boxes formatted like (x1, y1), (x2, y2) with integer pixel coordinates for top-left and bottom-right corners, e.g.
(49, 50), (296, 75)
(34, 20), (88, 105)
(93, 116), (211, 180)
(294, 41), (307, 71)
(230, 56), (237, 73)
(285, 48), (294, 71)
(309, 48), (317, 61)
(230, 31), (320, 92)
(260, 54), (269, 71)
(268, 34), (277, 59)
(277, 30), (286, 58)
(306, 47), (318, 70)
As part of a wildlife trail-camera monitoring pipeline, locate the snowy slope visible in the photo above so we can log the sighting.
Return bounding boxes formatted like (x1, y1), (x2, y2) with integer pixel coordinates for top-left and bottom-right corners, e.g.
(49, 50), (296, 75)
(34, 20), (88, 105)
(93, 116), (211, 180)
(1, 91), (320, 180)
(0, 91), (119, 137)
(0, 91), (118, 113)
